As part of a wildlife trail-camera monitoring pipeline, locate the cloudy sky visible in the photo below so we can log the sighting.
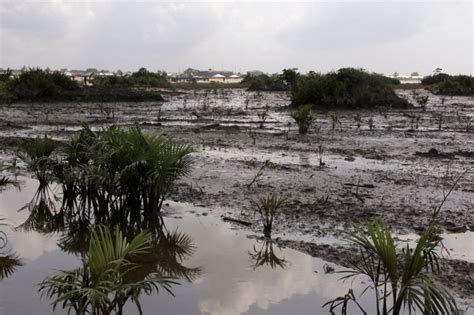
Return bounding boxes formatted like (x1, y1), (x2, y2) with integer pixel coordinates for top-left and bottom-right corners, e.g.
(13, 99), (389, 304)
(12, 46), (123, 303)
(0, 0), (472, 75)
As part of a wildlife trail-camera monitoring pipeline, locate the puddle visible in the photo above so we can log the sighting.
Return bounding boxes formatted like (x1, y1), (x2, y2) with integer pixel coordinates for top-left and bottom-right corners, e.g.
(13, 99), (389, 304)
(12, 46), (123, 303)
(0, 176), (379, 315)
(397, 231), (474, 263)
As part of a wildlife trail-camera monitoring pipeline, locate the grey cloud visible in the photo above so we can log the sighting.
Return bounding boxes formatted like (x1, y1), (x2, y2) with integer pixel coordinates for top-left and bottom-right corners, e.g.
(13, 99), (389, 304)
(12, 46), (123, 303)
(0, 1), (472, 75)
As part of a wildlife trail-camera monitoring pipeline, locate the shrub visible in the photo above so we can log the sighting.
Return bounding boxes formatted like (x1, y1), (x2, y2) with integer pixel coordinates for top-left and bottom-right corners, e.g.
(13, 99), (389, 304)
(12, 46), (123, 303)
(243, 74), (287, 91)
(290, 104), (313, 134)
(5, 68), (78, 101)
(290, 68), (410, 109)
(422, 74), (474, 96)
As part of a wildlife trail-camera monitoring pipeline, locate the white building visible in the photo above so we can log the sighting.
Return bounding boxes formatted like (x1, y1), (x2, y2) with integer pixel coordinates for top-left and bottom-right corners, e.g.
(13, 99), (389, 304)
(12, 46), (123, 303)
(226, 74), (243, 84)
(209, 73), (226, 83)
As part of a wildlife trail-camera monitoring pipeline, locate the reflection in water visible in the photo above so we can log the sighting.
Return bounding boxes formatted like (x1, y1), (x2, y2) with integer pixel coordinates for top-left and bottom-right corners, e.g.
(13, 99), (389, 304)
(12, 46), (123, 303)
(248, 239), (287, 270)
(0, 229), (22, 280)
(1, 178), (384, 315)
(0, 167), (23, 280)
(14, 177), (201, 314)
(40, 225), (186, 314)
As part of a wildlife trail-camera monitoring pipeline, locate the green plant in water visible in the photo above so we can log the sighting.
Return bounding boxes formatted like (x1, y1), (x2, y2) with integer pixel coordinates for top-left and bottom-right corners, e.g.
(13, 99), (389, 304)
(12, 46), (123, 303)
(55, 124), (193, 222)
(252, 192), (287, 238)
(290, 104), (313, 134)
(19, 135), (56, 187)
(325, 219), (458, 315)
(17, 136), (60, 232)
(39, 225), (177, 314)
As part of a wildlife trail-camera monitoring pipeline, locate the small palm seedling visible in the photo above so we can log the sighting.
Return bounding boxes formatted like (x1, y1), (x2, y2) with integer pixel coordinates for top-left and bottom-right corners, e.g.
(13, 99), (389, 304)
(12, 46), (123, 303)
(415, 95), (429, 112)
(244, 96), (250, 110)
(440, 96), (447, 105)
(368, 118), (375, 131)
(257, 105), (269, 129)
(354, 114), (363, 130)
(410, 115), (421, 130)
(325, 219), (458, 315)
(252, 192), (287, 238)
(329, 111), (340, 130)
(461, 115), (472, 133)
(318, 144), (325, 167)
(39, 225), (178, 314)
(248, 129), (257, 145)
(435, 113), (444, 131)
(202, 95), (210, 111)
(290, 104), (313, 135)
(248, 239), (287, 270)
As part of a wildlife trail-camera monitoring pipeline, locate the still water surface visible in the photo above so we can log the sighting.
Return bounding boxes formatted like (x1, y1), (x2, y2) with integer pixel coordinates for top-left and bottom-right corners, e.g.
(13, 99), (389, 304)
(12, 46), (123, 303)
(1, 177), (472, 315)
(0, 176), (375, 315)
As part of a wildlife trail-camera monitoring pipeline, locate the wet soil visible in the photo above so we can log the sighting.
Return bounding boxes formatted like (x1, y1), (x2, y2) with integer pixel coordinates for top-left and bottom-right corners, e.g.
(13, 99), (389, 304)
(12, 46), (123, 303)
(0, 88), (472, 304)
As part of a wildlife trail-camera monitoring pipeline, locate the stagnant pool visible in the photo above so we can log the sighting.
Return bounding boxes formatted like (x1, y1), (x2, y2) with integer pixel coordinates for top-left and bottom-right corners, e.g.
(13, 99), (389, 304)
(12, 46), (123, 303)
(0, 177), (471, 315)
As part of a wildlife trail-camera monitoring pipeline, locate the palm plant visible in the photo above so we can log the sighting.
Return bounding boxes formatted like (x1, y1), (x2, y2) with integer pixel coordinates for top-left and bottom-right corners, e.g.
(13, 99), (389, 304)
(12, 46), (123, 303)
(39, 225), (178, 314)
(252, 192), (287, 238)
(326, 219), (458, 315)
(52, 124), (193, 222)
(291, 104), (313, 134)
(19, 135), (56, 187)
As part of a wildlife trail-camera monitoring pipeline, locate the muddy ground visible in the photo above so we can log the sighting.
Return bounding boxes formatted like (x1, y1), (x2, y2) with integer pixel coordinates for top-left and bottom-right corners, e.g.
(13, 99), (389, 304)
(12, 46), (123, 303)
(0, 88), (473, 303)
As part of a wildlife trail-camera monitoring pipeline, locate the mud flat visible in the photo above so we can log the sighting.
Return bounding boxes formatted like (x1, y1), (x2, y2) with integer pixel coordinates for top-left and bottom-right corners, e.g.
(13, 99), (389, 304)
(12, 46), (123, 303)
(0, 88), (473, 309)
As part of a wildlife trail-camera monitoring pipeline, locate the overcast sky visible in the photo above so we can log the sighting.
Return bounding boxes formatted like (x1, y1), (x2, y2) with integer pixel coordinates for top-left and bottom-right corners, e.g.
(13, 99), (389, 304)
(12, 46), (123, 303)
(0, 0), (472, 75)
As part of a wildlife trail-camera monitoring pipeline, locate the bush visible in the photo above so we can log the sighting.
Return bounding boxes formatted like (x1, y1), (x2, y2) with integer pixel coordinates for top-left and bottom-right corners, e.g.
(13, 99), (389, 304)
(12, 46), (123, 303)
(0, 68), (165, 103)
(290, 104), (313, 134)
(243, 74), (287, 91)
(421, 73), (451, 85)
(4, 68), (78, 101)
(290, 68), (410, 109)
(422, 73), (474, 96)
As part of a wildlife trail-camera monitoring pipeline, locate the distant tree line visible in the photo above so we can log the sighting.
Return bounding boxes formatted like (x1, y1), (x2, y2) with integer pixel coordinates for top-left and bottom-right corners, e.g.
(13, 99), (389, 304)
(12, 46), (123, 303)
(91, 67), (171, 89)
(0, 67), (166, 103)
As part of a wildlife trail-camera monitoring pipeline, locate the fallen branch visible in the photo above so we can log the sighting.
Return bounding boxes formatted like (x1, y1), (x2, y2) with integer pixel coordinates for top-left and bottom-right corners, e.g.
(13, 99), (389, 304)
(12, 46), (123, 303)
(222, 216), (252, 226)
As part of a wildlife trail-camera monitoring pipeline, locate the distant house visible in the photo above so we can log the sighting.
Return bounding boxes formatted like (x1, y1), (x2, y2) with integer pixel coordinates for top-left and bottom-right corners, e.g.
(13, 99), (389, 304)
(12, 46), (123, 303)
(226, 74), (243, 84)
(387, 74), (423, 84)
(170, 68), (243, 84)
(209, 74), (226, 83)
